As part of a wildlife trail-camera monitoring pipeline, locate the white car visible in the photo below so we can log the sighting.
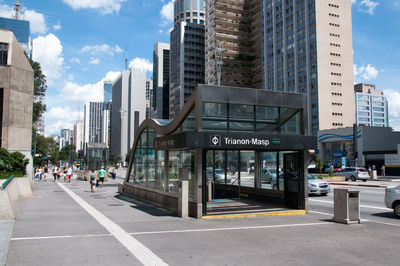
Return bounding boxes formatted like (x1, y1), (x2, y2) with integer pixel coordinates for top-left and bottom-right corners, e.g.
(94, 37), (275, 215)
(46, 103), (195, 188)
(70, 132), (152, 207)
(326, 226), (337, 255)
(385, 184), (400, 218)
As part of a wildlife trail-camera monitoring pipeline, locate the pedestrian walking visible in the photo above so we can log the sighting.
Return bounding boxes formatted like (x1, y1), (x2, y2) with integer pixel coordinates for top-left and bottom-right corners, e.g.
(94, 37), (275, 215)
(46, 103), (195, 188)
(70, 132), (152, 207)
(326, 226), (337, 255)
(67, 166), (72, 182)
(52, 166), (57, 181)
(43, 165), (48, 182)
(63, 167), (67, 182)
(89, 169), (96, 192)
(37, 167), (43, 182)
(98, 167), (106, 187)
(381, 165), (386, 177)
(56, 167), (61, 181)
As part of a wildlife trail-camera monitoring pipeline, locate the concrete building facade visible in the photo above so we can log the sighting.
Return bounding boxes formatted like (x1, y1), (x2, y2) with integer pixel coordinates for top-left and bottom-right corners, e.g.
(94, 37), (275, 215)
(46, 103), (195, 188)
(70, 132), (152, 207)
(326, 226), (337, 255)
(205, 0), (355, 135)
(110, 68), (146, 160)
(169, 0), (205, 119)
(0, 29), (33, 179)
(74, 120), (84, 153)
(152, 42), (170, 119)
(354, 83), (389, 127)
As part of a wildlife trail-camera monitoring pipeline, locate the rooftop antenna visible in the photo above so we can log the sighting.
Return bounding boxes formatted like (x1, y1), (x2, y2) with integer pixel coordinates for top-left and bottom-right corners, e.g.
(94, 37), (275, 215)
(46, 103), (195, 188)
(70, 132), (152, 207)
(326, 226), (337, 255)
(125, 41), (128, 70)
(14, 0), (21, 20)
(215, 41), (226, 86)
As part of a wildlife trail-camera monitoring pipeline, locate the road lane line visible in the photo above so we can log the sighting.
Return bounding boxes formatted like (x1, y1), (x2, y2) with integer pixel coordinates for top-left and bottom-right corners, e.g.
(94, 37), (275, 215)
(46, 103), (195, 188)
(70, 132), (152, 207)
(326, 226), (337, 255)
(129, 222), (331, 235)
(11, 233), (112, 241)
(309, 199), (391, 211)
(57, 183), (168, 266)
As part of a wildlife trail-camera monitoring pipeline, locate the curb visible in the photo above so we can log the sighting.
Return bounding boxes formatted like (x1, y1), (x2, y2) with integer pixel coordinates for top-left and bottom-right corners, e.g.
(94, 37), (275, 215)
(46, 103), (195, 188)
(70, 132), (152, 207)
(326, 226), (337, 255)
(329, 182), (389, 188)
(202, 210), (306, 219)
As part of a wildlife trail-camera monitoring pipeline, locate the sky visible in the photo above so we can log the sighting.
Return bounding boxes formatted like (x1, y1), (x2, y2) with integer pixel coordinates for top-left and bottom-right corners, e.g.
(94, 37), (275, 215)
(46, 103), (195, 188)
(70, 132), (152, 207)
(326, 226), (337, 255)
(0, 0), (399, 135)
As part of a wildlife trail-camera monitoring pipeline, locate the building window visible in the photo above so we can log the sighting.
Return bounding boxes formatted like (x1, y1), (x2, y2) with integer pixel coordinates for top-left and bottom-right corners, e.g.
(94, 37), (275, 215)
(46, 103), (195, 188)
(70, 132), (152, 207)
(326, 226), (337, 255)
(0, 43), (8, 66)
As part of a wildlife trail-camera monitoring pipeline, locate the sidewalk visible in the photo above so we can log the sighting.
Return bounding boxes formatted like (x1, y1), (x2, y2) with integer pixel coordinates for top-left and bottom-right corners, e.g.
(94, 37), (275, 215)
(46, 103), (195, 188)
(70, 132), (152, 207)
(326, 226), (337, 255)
(329, 176), (400, 188)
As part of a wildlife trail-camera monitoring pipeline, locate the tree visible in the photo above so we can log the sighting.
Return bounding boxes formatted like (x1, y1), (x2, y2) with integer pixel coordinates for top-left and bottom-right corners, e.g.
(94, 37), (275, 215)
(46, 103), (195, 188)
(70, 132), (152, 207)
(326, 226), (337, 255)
(27, 56), (47, 126)
(109, 153), (122, 166)
(59, 145), (77, 162)
(33, 136), (58, 167)
(313, 156), (323, 174)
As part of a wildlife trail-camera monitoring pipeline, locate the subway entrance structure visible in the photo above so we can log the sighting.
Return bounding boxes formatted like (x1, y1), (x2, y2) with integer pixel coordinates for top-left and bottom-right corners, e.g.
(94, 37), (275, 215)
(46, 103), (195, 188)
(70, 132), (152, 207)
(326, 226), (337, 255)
(120, 85), (316, 218)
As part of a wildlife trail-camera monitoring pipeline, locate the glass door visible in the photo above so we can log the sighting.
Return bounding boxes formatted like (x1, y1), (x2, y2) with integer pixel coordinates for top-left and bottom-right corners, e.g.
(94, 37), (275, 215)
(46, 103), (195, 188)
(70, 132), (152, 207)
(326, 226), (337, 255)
(283, 152), (303, 209)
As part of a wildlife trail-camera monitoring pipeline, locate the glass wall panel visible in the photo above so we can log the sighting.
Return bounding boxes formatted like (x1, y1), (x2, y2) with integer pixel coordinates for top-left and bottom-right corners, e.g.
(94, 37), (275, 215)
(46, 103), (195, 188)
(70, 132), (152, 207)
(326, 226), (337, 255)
(229, 104), (255, 132)
(186, 0), (191, 10)
(240, 151), (255, 188)
(181, 108), (195, 132)
(227, 151), (239, 186)
(280, 108), (301, 134)
(193, 0), (198, 10)
(182, 150), (195, 196)
(206, 150), (214, 182)
(256, 106), (279, 133)
(155, 151), (165, 190)
(202, 102), (227, 131)
(199, 0), (204, 10)
(147, 129), (156, 187)
(131, 131), (146, 184)
(168, 150), (181, 193)
(214, 150), (226, 183)
(260, 152), (280, 190)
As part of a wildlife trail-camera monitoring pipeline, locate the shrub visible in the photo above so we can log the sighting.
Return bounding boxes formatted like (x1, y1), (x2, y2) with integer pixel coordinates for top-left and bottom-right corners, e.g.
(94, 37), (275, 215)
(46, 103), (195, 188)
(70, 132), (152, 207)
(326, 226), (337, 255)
(0, 148), (29, 173)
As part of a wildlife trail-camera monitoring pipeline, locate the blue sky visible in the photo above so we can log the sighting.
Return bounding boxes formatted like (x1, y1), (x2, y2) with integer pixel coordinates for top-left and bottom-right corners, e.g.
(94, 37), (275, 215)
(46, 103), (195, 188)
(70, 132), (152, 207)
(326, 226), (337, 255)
(0, 0), (399, 135)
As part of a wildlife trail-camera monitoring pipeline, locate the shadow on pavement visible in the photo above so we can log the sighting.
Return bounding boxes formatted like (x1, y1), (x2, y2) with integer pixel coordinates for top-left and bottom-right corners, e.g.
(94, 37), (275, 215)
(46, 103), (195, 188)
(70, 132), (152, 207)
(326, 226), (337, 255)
(371, 212), (398, 220)
(114, 194), (175, 217)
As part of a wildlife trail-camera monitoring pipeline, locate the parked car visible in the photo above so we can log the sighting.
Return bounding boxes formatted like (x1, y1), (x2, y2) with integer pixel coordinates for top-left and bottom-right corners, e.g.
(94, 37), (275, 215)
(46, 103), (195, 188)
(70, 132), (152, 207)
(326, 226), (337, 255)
(340, 167), (369, 182)
(271, 175), (284, 190)
(385, 184), (400, 218)
(261, 168), (282, 184)
(206, 168), (232, 183)
(308, 174), (330, 195)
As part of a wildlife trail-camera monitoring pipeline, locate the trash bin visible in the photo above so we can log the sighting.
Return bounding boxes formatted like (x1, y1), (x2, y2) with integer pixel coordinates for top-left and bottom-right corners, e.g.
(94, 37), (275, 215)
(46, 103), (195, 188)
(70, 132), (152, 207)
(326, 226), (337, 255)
(371, 170), (377, 180)
(332, 188), (361, 224)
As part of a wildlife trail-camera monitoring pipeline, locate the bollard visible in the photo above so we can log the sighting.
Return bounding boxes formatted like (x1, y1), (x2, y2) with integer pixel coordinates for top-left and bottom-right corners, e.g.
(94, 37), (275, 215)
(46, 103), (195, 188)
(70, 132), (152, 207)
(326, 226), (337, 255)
(178, 180), (189, 218)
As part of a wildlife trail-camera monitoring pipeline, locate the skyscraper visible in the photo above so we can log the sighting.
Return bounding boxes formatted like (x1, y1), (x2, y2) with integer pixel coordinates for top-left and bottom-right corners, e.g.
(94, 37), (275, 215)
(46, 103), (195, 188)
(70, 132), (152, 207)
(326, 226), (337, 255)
(0, 17), (30, 54)
(104, 81), (113, 110)
(205, 0), (355, 135)
(354, 83), (389, 127)
(74, 120), (84, 153)
(169, 0), (205, 118)
(152, 42), (170, 119)
(146, 80), (153, 118)
(110, 68), (146, 159)
(84, 102), (105, 146)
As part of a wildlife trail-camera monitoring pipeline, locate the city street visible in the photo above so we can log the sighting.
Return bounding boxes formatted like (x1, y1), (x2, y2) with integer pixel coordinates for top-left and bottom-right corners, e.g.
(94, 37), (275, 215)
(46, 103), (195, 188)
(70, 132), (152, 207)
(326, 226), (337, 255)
(5, 175), (400, 265)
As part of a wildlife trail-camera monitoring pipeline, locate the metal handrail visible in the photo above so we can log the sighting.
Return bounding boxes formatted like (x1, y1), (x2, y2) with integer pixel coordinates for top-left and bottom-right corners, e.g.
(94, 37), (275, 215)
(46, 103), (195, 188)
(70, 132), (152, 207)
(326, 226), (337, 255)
(2, 174), (15, 190)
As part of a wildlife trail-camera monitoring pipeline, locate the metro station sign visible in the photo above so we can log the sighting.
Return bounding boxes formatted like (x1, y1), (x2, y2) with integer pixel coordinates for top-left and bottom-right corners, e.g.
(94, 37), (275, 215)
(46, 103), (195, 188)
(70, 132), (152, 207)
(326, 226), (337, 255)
(210, 135), (270, 147)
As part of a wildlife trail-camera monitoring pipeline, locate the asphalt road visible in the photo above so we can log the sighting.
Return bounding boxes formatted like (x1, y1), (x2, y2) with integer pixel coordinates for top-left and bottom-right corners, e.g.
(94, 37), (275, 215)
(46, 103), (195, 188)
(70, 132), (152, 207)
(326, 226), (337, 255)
(308, 184), (400, 226)
(6, 175), (400, 266)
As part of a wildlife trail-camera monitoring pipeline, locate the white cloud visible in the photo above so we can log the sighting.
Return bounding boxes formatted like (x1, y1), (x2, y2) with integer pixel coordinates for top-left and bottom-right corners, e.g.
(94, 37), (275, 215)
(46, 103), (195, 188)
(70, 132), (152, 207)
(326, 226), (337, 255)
(358, 0), (379, 15)
(129, 57), (153, 72)
(53, 21), (62, 31)
(160, 0), (174, 25)
(46, 106), (81, 121)
(62, 0), (127, 14)
(354, 64), (379, 81)
(24, 10), (48, 34)
(351, 0), (357, 4)
(81, 44), (123, 56)
(70, 57), (81, 64)
(0, 4), (48, 34)
(89, 58), (100, 64)
(32, 34), (64, 83)
(46, 120), (75, 136)
(384, 89), (400, 131)
(59, 71), (121, 104)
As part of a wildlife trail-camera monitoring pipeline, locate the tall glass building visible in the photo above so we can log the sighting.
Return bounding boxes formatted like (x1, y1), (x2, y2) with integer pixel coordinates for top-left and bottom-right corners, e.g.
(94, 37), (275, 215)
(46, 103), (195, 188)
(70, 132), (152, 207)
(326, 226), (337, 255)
(104, 82), (112, 110)
(0, 17), (30, 53)
(354, 83), (389, 127)
(169, 0), (205, 118)
(152, 42), (170, 119)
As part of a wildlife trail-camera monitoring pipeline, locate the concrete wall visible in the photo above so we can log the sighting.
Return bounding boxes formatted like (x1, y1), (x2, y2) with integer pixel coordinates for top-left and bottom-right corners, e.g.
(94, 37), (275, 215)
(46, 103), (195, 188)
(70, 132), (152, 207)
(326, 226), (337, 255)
(0, 30), (34, 181)
(0, 178), (32, 220)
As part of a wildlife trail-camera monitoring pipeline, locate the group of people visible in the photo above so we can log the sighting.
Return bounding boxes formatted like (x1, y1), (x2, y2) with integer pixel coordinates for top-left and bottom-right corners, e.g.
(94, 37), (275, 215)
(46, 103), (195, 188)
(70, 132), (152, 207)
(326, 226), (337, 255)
(89, 167), (112, 192)
(34, 165), (73, 182)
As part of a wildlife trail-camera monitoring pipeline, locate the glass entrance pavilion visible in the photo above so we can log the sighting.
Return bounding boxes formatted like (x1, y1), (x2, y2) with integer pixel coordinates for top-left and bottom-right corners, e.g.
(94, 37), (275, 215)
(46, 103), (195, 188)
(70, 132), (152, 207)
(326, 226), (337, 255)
(120, 85), (316, 218)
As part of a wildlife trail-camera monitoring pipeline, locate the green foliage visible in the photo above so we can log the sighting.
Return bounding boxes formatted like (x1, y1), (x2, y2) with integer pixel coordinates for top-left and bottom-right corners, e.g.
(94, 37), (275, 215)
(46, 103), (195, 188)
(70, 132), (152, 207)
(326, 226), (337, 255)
(109, 153), (122, 166)
(0, 148), (29, 172)
(27, 56), (47, 125)
(59, 144), (77, 162)
(313, 156), (323, 174)
(33, 135), (59, 167)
